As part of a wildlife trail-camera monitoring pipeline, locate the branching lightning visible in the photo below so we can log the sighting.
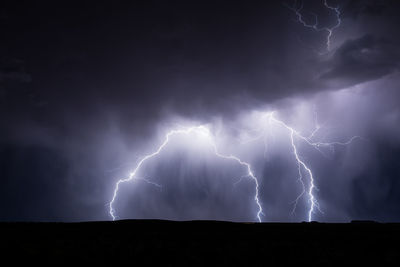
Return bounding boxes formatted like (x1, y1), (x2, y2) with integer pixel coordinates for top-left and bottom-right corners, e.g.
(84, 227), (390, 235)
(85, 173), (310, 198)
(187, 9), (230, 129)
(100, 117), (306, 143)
(102, 0), (359, 224)
(286, 0), (342, 52)
(109, 125), (264, 222)
(109, 111), (361, 223)
(263, 112), (361, 221)
(237, 111), (361, 221)
(267, 113), (321, 222)
(323, 0), (341, 51)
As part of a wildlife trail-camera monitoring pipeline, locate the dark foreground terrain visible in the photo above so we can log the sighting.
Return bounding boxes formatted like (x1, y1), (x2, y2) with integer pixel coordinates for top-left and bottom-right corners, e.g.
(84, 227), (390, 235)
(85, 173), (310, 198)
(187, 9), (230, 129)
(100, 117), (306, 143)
(0, 220), (399, 265)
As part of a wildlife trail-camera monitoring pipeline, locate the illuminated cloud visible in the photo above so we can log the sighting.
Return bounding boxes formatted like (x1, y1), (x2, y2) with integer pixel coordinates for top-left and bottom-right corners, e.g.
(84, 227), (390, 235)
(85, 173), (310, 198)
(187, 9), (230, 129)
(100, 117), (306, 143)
(1, 1), (400, 222)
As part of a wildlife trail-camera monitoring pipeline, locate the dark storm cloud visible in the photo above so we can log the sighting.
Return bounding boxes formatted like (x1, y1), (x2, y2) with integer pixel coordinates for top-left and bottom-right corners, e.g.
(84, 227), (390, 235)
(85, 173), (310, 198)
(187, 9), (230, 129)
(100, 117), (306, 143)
(0, 70), (31, 83)
(319, 34), (400, 88)
(0, 1), (396, 124)
(1, 0), (400, 222)
(0, 59), (31, 83)
(344, 0), (387, 19)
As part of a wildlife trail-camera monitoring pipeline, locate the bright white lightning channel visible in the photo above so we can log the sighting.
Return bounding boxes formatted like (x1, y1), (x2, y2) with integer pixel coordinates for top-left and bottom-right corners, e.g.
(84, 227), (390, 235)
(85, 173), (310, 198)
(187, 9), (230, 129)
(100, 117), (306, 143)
(109, 113), (360, 222)
(109, 125), (264, 222)
(286, 0), (342, 52)
(264, 112), (360, 222)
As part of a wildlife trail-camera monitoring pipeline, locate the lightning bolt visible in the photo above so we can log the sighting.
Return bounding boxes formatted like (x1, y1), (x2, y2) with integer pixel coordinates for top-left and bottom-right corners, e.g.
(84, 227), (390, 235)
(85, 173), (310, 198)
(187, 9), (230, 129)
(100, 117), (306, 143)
(286, 0), (342, 52)
(323, 0), (341, 51)
(109, 125), (264, 222)
(264, 112), (360, 221)
(263, 113), (319, 221)
(109, 112), (360, 222)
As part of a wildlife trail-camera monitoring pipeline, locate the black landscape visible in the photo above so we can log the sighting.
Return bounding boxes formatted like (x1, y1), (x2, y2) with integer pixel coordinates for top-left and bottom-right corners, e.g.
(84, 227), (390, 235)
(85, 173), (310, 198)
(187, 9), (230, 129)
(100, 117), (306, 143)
(1, 220), (399, 265)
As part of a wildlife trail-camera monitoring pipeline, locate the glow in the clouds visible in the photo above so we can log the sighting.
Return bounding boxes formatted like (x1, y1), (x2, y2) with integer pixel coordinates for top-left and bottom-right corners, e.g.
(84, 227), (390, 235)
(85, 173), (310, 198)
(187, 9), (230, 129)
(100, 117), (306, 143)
(267, 113), (321, 222)
(109, 125), (263, 222)
(109, 111), (361, 222)
(265, 112), (360, 221)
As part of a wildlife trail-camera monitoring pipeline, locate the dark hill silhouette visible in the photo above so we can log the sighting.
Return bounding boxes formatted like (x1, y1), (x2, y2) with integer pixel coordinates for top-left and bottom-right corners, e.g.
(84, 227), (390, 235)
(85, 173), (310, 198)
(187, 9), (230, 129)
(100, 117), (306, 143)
(0, 220), (398, 265)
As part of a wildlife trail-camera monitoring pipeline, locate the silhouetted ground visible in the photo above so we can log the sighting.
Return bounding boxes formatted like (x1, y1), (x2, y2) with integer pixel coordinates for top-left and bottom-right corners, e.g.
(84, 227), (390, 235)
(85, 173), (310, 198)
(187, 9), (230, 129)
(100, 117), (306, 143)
(0, 220), (399, 265)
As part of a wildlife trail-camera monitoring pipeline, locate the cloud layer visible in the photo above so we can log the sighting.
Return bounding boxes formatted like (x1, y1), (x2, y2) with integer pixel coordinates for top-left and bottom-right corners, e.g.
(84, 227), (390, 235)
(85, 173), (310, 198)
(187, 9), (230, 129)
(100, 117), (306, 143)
(1, 0), (399, 222)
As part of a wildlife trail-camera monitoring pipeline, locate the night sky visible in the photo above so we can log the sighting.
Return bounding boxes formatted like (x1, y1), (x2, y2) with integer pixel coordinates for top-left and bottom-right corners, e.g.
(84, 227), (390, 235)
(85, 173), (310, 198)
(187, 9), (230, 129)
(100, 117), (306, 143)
(1, 0), (400, 222)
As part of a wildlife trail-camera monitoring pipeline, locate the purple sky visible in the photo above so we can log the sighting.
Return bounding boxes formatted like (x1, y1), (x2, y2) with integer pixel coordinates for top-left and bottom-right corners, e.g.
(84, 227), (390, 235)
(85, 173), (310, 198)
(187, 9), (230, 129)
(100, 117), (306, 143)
(1, 0), (399, 222)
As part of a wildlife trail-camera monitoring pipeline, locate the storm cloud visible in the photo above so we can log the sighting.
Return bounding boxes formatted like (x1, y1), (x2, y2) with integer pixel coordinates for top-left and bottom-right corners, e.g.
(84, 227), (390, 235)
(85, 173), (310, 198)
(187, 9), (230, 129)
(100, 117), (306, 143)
(320, 34), (400, 88)
(1, 0), (399, 222)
